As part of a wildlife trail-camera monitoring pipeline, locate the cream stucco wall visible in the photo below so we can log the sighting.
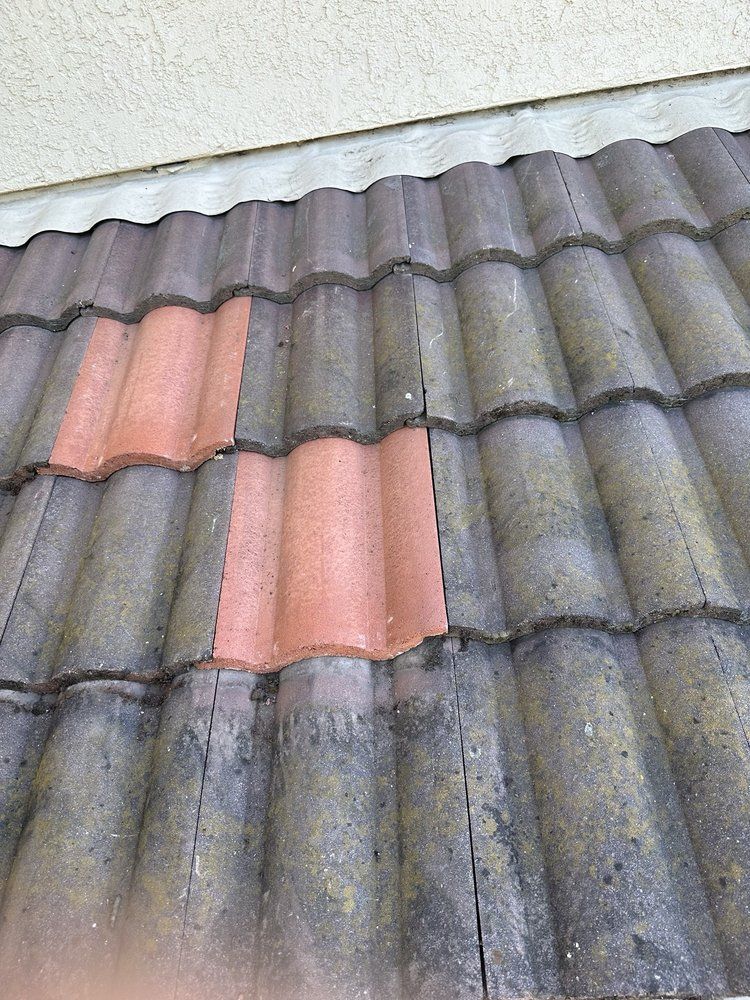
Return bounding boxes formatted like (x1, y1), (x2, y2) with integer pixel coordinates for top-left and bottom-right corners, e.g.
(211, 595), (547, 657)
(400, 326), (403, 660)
(1, 0), (749, 195)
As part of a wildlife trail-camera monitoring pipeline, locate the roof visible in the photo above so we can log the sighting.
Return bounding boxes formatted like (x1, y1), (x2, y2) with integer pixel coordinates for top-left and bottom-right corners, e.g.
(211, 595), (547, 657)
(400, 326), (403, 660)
(1, 127), (750, 1000)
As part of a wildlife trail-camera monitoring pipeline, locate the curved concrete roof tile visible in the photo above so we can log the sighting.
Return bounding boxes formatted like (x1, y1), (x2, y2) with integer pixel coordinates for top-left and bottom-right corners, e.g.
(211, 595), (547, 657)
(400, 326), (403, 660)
(417, 226), (750, 429)
(235, 276), (424, 454)
(433, 390), (750, 639)
(0, 460), (237, 690)
(1, 623), (748, 997)
(45, 299), (250, 480)
(6, 226), (750, 484)
(1, 129), (750, 332)
(0, 318), (95, 486)
(212, 429), (448, 671)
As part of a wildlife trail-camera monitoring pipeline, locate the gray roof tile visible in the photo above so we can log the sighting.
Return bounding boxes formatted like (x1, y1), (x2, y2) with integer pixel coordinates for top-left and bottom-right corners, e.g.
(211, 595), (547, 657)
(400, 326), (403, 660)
(0, 624), (747, 997)
(2, 128), (750, 332)
(456, 622), (750, 998)
(0, 318), (94, 487)
(0, 458), (235, 689)
(418, 230), (750, 430)
(0, 641), (484, 1000)
(433, 391), (750, 638)
(0, 224), (118, 331)
(236, 275), (423, 453)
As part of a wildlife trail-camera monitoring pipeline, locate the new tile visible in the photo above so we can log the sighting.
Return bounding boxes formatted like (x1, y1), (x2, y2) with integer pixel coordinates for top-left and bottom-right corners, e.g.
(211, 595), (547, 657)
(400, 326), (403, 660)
(213, 428), (447, 671)
(47, 299), (250, 480)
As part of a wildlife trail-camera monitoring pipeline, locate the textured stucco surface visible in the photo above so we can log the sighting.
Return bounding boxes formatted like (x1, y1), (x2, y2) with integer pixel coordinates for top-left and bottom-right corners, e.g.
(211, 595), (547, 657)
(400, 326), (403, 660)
(1, 0), (749, 194)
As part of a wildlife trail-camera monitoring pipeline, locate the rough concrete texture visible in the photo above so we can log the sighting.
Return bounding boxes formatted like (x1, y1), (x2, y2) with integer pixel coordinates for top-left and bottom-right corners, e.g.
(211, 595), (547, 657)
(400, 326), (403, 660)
(213, 429), (447, 671)
(431, 390), (750, 639)
(47, 300), (250, 480)
(0, 626), (748, 997)
(2, 2), (750, 194)
(0, 459), (237, 689)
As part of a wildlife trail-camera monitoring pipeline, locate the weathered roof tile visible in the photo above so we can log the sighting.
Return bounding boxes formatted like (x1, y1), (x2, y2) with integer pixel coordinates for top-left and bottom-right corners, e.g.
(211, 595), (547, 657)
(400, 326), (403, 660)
(1, 622), (748, 997)
(455, 622), (750, 998)
(433, 392), (750, 638)
(2, 129), (750, 332)
(0, 458), (236, 689)
(0, 318), (94, 486)
(418, 229), (750, 430)
(5, 226), (750, 482)
(0, 641), (485, 1000)
(235, 275), (423, 454)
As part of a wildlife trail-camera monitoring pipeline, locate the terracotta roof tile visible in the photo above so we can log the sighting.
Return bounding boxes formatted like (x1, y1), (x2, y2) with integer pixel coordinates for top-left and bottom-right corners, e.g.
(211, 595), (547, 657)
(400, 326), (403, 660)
(46, 298), (250, 480)
(1, 128), (750, 333)
(213, 428), (447, 670)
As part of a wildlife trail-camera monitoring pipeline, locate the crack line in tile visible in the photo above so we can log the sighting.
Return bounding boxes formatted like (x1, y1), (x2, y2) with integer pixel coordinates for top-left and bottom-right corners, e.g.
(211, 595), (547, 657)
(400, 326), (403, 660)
(448, 636), (489, 999)
(174, 668), (219, 1000)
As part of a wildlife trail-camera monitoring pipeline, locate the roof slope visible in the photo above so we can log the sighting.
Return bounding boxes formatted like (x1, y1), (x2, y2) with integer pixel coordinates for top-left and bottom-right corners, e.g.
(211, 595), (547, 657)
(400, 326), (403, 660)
(0, 626), (748, 999)
(1, 128), (750, 1000)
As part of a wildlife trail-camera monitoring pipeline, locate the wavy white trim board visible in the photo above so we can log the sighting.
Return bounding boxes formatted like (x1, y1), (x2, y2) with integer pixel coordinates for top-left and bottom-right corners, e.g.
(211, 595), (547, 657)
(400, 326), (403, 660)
(1, 69), (750, 247)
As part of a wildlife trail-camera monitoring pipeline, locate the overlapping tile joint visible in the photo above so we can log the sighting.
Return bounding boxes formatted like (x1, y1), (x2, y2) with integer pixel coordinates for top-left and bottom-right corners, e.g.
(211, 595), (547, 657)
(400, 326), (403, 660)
(1, 127), (750, 333)
(3, 237), (750, 487)
(0, 627), (748, 999)
(1, 126), (750, 999)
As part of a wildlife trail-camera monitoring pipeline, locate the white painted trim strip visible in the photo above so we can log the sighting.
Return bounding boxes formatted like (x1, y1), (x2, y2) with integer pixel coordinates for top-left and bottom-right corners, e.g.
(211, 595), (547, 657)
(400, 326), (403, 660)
(2, 69), (750, 247)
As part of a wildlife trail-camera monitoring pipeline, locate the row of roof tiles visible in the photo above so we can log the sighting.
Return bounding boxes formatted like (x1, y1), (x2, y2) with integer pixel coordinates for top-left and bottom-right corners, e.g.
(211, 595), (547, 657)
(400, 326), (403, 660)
(0, 128), (749, 333)
(2, 127), (750, 1000)
(0, 624), (748, 999)
(3, 391), (750, 686)
(0, 431), (445, 684)
(5, 222), (750, 484)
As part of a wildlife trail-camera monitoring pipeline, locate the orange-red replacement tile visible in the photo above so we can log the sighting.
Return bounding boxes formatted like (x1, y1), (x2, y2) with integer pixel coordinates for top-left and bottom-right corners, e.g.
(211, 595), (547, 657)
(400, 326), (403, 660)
(212, 427), (448, 671)
(46, 298), (250, 480)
